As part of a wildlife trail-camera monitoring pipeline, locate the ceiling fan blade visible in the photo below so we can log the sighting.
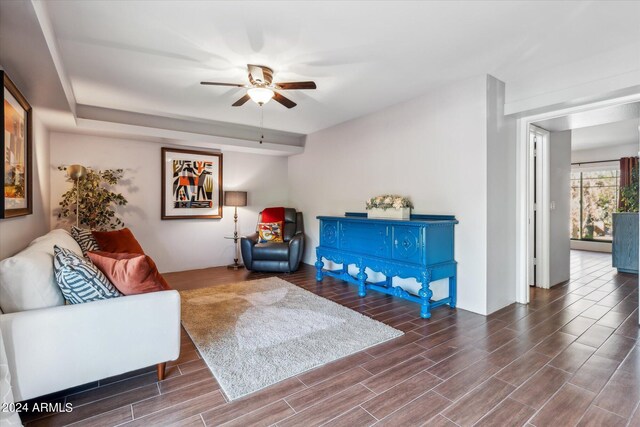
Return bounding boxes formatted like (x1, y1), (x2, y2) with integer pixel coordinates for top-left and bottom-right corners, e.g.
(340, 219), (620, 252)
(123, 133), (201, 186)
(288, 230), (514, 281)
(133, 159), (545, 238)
(201, 81), (245, 87)
(276, 81), (317, 90)
(273, 92), (297, 109)
(232, 94), (251, 107)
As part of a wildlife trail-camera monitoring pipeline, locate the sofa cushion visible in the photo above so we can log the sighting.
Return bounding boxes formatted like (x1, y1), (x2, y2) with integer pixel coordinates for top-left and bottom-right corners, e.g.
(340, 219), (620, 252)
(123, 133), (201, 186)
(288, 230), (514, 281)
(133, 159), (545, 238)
(92, 228), (144, 254)
(87, 251), (169, 295)
(53, 246), (122, 304)
(0, 229), (82, 313)
(253, 242), (290, 261)
(71, 226), (100, 257)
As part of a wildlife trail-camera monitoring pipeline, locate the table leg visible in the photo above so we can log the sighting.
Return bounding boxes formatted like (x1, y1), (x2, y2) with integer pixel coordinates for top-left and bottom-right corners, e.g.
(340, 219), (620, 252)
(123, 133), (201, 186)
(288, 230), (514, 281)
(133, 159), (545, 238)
(449, 269), (457, 309)
(419, 271), (433, 319)
(315, 253), (324, 282)
(357, 265), (368, 297)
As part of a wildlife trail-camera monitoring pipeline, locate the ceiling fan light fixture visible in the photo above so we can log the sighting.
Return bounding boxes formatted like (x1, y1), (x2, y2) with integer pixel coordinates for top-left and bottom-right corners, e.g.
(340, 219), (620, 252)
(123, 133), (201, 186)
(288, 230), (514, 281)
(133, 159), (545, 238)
(247, 87), (274, 105)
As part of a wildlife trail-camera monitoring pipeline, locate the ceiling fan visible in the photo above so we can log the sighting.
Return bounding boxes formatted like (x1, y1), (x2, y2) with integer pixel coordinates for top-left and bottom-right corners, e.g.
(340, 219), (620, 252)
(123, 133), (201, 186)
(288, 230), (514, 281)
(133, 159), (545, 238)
(201, 64), (316, 109)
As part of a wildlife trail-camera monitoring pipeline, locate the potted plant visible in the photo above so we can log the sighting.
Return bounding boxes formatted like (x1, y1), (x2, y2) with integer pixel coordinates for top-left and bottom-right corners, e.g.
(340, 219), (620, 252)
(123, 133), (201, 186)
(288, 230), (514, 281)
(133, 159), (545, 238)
(613, 165), (638, 274)
(57, 166), (128, 230)
(366, 195), (413, 219)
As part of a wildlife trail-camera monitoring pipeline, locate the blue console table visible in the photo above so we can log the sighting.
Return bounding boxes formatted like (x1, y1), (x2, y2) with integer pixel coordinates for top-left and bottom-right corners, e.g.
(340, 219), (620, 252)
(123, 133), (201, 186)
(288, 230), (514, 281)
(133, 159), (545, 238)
(315, 213), (458, 319)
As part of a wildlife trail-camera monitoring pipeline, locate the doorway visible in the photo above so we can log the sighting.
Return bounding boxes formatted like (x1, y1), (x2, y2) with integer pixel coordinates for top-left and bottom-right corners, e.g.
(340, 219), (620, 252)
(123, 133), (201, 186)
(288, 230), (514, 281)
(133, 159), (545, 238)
(515, 94), (640, 305)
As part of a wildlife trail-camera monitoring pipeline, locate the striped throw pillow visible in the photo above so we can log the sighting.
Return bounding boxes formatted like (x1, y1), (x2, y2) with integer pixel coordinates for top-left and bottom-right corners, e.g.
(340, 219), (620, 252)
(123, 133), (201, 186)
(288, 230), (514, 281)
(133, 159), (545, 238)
(71, 226), (100, 257)
(53, 245), (122, 304)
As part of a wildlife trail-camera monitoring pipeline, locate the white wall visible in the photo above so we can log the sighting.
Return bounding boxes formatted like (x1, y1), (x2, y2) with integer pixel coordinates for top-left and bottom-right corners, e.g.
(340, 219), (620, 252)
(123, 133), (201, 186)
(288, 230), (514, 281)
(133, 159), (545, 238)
(49, 132), (289, 272)
(571, 142), (638, 164)
(549, 130), (571, 286)
(486, 76), (517, 312)
(289, 75), (494, 315)
(0, 112), (51, 259)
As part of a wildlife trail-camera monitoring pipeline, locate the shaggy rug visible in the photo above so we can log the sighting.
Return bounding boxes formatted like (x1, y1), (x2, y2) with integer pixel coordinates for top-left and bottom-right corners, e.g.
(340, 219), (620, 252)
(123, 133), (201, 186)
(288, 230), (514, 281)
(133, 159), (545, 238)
(179, 277), (403, 400)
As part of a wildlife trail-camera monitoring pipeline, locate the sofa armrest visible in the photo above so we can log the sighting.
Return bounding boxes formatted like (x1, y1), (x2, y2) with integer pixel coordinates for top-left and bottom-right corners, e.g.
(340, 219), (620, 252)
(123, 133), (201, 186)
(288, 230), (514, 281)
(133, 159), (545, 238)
(288, 233), (305, 271)
(0, 290), (181, 401)
(241, 233), (259, 268)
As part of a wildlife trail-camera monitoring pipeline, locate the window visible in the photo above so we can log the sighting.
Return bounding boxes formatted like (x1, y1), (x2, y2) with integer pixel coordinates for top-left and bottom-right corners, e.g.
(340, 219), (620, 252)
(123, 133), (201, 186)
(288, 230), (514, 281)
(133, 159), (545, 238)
(570, 169), (620, 241)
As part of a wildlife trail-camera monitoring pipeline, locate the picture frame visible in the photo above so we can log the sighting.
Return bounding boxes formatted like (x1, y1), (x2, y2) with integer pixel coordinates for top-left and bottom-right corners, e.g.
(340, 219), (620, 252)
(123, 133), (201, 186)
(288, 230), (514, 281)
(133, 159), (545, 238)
(161, 147), (223, 219)
(2, 71), (33, 219)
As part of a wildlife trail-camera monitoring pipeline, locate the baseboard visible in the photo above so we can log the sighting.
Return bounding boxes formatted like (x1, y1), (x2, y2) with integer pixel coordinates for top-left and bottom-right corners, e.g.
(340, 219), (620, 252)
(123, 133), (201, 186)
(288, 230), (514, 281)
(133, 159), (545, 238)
(570, 240), (612, 253)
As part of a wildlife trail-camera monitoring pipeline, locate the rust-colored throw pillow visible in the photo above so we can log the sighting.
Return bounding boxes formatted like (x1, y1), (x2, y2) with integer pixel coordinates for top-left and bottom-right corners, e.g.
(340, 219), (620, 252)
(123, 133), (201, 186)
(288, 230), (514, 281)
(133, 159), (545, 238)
(91, 228), (144, 255)
(87, 251), (170, 295)
(144, 256), (171, 290)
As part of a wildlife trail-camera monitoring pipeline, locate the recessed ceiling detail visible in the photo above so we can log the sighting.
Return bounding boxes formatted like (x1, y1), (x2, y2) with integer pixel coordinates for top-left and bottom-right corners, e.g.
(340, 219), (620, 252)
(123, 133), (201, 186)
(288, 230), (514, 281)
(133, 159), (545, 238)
(11, 1), (640, 136)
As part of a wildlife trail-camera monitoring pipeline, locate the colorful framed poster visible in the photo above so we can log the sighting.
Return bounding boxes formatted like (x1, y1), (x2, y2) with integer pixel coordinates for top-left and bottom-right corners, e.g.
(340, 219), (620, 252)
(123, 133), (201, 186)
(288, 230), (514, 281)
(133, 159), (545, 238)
(2, 71), (32, 219)
(161, 147), (223, 219)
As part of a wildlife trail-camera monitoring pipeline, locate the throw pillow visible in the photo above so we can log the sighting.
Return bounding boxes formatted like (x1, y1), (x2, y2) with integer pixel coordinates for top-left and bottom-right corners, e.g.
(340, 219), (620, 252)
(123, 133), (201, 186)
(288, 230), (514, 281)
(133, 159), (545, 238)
(91, 228), (145, 254)
(53, 246), (122, 304)
(87, 251), (170, 295)
(258, 221), (284, 243)
(71, 226), (100, 257)
(0, 229), (82, 313)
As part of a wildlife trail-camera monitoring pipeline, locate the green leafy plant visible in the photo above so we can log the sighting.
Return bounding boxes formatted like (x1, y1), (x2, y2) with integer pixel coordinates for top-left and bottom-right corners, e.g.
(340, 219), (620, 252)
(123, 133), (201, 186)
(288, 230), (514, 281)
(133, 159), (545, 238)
(619, 166), (639, 213)
(57, 166), (128, 230)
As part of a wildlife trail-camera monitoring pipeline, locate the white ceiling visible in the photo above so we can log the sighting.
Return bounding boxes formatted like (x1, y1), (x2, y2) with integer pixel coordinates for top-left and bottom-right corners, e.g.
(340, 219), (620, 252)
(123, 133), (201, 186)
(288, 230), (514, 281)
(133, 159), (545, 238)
(571, 118), (639, 151)
(25, 1), (640, 134)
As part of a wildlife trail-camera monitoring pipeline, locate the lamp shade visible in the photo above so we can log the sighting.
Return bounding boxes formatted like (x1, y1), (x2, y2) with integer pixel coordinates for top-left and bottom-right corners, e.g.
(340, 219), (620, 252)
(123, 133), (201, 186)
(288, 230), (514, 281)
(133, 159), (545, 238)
(224, 191), (247, 207)
(247, 87), (274, 105)
(67, 164), (87, 180)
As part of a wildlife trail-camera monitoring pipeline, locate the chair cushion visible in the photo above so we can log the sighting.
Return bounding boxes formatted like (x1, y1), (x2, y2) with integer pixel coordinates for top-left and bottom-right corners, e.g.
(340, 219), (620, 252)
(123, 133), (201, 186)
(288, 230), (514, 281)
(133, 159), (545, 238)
(71, 226), (100, 257)
(53, 246), (122, 304)
(0, 229), (82, 313)
(87, 251), (169, 295)
(92, 228), (144, 254)
(253, 242), (290, 261)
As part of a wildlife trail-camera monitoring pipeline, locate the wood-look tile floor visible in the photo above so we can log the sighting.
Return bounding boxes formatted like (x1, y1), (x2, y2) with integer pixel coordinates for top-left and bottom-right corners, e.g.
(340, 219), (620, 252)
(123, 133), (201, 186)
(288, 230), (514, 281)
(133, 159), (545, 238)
(19, 250), (639, 427)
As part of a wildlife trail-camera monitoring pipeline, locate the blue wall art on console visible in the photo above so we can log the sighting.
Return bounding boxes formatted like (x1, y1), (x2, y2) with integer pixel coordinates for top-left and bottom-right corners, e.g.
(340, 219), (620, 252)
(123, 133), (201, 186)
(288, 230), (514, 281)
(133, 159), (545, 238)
(315, 213), (458, 319)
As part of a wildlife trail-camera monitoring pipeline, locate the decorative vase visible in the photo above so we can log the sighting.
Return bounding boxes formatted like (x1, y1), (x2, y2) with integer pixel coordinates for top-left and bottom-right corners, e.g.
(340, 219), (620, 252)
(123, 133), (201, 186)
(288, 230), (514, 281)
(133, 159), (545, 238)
(367, 207), (411, 219)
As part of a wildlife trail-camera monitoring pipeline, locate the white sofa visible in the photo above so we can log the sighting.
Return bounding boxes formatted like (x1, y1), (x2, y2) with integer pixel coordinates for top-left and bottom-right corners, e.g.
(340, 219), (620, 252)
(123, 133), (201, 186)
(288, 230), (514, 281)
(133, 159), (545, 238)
(0, 229), (181, 402)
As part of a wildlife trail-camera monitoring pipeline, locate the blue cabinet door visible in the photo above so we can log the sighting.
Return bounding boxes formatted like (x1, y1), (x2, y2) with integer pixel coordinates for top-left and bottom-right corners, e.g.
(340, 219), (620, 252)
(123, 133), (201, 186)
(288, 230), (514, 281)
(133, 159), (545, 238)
(340, 221), (390, 257)
(320, 220), (339, 248)
(392, 225), (424, 264)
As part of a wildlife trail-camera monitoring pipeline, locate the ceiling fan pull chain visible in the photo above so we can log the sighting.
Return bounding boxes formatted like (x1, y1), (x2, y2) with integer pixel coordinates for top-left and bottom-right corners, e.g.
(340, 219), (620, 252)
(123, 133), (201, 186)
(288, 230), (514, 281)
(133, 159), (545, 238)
(260, 106), (264, 144)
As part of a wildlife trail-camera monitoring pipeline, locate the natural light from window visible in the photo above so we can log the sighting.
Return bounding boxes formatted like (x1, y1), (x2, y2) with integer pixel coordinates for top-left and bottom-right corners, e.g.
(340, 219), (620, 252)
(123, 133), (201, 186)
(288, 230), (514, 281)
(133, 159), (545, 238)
(570, 169), (620, 241)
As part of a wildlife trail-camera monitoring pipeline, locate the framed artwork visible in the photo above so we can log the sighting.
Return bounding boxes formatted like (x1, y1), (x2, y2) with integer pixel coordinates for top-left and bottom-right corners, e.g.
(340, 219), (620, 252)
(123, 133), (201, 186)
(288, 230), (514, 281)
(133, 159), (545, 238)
(2, 71), (32, 219)
(161, 147), (223, 219)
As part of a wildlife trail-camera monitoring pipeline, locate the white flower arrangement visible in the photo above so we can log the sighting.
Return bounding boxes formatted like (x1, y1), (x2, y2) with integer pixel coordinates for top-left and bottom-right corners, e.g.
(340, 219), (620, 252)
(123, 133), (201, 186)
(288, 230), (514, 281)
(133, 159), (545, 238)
(366, 194), (414, 211)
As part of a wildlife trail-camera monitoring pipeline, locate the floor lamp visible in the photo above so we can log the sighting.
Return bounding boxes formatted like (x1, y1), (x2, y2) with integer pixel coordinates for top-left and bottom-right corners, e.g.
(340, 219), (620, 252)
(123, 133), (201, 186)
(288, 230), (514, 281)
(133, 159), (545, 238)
(224, 191), (248, 270)
(67, 164), (87, 228)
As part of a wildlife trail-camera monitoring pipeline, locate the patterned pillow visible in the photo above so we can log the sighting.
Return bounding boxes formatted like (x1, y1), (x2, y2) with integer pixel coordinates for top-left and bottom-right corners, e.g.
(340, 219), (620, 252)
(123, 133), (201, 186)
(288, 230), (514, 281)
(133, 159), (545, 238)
(71, 226), (100, 257)
(53, 245), (122, 304)
(258, 222), (284, 243)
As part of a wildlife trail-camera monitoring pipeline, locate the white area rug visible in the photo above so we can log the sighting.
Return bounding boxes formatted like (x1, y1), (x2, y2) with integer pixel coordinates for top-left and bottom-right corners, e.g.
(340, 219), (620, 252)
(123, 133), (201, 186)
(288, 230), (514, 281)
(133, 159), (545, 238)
(180, 277), (403, 400)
